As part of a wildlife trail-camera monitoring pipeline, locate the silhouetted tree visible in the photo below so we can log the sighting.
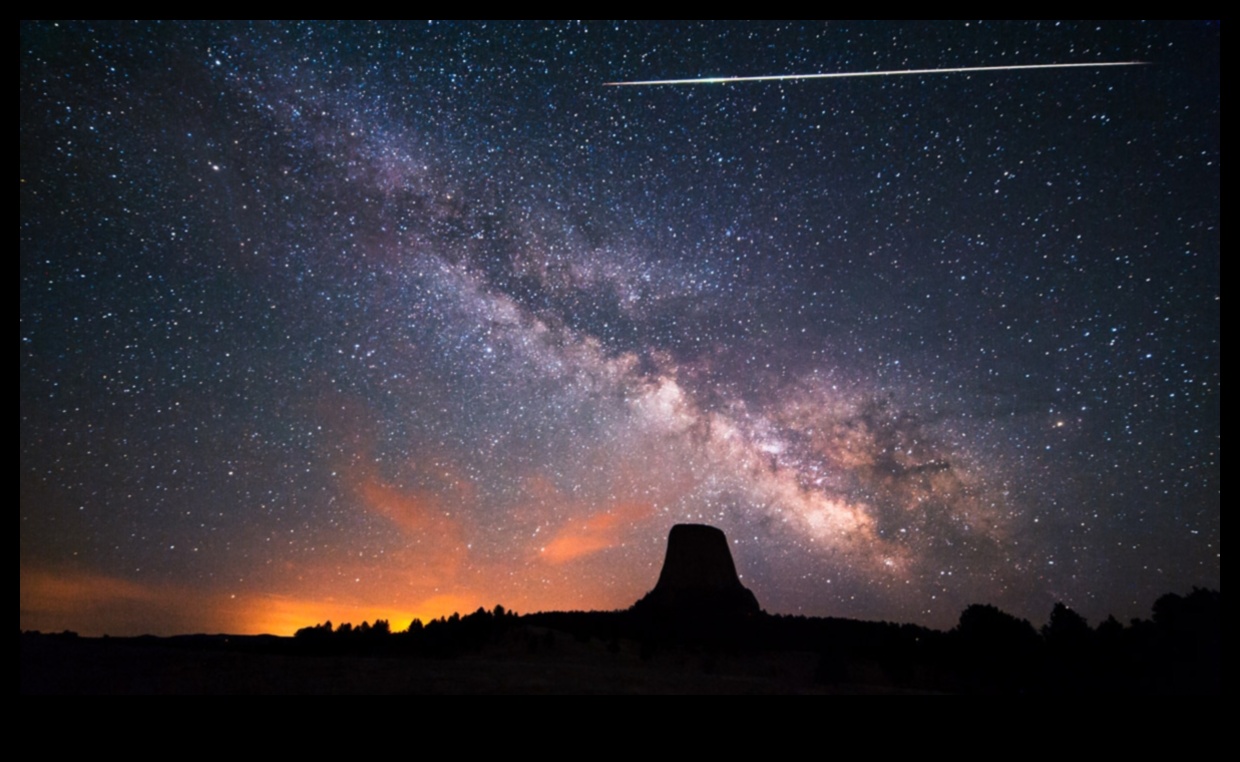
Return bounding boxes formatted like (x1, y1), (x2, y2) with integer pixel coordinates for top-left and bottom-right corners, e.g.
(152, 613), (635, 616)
(1041, 603), (1095, 692)
(1096, 614), (1123, 640)
(953, 604), (1041, 693)
(1149, 588), (1221, 692)
(1043, 603), (1089, 642)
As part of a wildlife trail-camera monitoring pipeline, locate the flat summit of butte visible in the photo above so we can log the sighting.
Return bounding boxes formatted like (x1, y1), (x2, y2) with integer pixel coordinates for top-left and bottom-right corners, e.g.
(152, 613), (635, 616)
(632, 524), (761, 620)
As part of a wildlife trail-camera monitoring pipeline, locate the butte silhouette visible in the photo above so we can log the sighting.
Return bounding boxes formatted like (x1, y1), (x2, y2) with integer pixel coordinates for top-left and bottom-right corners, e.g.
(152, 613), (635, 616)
(631, 524), (761, 623)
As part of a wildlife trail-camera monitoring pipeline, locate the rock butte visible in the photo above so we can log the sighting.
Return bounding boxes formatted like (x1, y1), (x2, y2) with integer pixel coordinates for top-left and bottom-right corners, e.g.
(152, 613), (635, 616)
(632, 524), (761, 620)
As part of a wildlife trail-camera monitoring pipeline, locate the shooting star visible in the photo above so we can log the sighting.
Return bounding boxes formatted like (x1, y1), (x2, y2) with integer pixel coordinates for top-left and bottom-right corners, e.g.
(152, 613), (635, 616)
(603, 61), (1148, 87)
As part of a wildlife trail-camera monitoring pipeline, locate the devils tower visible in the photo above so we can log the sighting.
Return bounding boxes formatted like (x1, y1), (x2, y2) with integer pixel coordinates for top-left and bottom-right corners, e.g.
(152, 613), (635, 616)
(631, 524), (761, 621)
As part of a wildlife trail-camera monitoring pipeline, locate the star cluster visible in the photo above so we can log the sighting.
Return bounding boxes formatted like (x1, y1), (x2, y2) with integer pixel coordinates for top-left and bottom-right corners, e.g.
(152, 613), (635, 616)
(21, 21), (1218, 635)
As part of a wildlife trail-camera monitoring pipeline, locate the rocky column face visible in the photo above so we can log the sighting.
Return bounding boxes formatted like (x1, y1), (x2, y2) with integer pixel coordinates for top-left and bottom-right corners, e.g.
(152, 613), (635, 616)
(654, 524), (744, 592)
(634, 524), (761, 619)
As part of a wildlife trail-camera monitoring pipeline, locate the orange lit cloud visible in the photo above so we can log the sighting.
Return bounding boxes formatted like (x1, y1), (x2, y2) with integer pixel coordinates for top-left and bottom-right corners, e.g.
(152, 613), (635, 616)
(360, 479), (457, 535)
(540, 501), (653, 564)
(20, 566), (250, 636)
(351, 469), (472, 585)
(21, 566), (160, 633)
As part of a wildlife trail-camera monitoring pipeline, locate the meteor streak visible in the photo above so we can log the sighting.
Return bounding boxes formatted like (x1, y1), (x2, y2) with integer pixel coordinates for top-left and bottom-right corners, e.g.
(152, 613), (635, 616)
(603, 61), (1147, 87)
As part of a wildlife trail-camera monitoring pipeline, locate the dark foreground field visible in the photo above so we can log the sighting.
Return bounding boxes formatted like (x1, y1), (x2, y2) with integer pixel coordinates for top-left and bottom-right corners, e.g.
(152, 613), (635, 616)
(22, 628), (913, 694)
(21, 590), (1221, 694)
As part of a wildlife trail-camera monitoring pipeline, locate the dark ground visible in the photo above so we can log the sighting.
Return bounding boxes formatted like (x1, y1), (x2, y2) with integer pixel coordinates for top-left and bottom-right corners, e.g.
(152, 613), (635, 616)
(21, 629), (917, 694)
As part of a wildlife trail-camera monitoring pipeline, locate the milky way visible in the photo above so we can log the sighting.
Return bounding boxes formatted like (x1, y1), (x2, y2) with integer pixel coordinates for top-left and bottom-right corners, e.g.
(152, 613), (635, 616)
(21, 21), (1219, 635)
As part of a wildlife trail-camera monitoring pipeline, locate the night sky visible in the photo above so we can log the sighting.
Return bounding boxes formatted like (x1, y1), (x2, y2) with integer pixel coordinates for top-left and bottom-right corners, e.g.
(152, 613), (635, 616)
(20, 21), (1219, 636)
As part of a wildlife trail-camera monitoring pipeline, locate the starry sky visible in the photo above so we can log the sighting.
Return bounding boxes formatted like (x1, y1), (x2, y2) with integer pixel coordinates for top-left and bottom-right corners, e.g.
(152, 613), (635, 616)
(20, 21), (1219, 636)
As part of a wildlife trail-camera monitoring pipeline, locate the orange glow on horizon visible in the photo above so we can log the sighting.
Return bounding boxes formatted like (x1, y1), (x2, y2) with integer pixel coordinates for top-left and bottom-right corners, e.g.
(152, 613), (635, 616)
(235, 593), (475, 636)
(19, 565), (501, 636)
(23, 459), (674, 636)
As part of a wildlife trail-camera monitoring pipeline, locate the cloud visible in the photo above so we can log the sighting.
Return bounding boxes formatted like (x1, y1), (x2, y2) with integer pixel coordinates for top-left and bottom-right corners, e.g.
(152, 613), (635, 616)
(20, 566), (223, 636)
(540, 501), (654, 564)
